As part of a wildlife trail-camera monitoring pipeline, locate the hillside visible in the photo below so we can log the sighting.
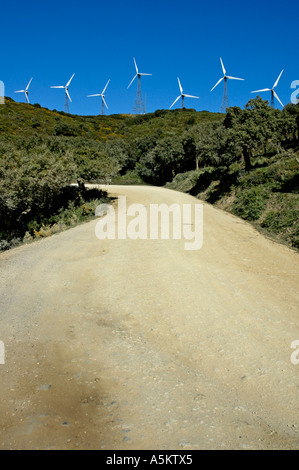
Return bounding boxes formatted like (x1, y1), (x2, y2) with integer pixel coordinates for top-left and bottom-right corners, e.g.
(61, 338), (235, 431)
(0, 96), (298, 250)
(0, 97), (221, 141)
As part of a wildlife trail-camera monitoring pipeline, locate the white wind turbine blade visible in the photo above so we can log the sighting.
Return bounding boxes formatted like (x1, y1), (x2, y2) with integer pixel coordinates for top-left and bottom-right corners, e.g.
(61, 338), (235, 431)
(15, 90), (25, 93)
(139, 73), (152, 76)
(211, 76), (224, 92)
(66, 89), (72, 102)
(178, 77), (183, 94)
(251, 88), (271, 93)
(51, 86), (65, 89)
(102, 79), (110, 94)
(273, 90), (284, 107)
(87, 94), (101, 97)
(133, 57), (139, 74)
(226, 76), (244, 81)
(127, 74), (137, 89)
(25, 93), (30, 104)
(220, 57), (226, 75)
(26, 78), (33, 91)
(102, 96), (108, 110)
(273, 69), (283, 89)
(66, 73), (75, 87)
(169, 95), (181, 109)
(184, 94), (199, 99)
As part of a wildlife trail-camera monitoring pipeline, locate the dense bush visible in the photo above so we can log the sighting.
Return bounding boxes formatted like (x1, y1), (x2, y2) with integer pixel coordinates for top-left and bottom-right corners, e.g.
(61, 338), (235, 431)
(260, 194), (299, 248)
(233, 187), (269, 221)
(0, 137), (111, 248)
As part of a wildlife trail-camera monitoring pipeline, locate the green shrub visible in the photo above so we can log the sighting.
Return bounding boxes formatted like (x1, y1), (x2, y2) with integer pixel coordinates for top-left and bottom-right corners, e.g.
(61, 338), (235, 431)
(53, 122), (79, 137)
(165, 170), (200, 192)
(111, 170), (145, 185)
(261, 194), (299, 234)
(233, 187), (269, 221)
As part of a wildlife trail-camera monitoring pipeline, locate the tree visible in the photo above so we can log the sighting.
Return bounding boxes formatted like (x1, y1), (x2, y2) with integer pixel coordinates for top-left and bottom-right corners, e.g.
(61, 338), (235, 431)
(137, 136), (185, 185)
(187, 122), (235, 171)
(282, 103), (299, 142)
(224, 98), (283, 170)
(0, 145), (78, 240)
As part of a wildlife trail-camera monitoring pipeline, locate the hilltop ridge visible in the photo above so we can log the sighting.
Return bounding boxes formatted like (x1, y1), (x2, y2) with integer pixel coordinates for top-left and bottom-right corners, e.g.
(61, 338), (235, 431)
(0, 97), (221, 141)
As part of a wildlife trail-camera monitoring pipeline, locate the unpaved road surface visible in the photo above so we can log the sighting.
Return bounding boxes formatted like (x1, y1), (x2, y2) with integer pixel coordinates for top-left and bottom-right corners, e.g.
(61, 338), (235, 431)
(0, 185), (298, 450)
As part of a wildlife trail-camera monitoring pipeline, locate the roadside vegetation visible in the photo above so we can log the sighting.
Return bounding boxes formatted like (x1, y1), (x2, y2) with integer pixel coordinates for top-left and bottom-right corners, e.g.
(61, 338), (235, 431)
(165, 99), (299, 249)
(0, 96), (298, 250)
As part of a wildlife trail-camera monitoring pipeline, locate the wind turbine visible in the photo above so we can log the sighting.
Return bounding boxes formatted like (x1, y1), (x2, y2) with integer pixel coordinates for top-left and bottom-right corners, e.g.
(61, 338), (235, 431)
(51, 73), (75, 112)
(127, 58), (152, 114)
(169, 77), (199, 109)
(211, 58), (244, 112)
(251, 70), (284, 108)
(87, 79), (110, 115)
(15, 78), (33, 104)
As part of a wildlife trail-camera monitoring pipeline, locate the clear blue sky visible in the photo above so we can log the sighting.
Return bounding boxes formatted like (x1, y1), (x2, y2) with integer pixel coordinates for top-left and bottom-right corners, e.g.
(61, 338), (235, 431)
(1, 0), (298, 115)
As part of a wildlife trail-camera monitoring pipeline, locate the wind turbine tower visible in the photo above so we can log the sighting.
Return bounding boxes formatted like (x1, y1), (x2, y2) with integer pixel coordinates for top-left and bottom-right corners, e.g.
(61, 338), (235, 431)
(127, 58), (152, 115)
(15, 78), (33, 103)
(51, 74), (75, 113)
(169, 78), (199, 109)
(211, 58), (244, 112)
(251, 70), (284, 108)
(87, 79), (110, 115)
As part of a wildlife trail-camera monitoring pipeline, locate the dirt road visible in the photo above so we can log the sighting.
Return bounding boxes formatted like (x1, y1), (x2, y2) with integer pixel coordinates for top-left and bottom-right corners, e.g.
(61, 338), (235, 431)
(0, 185), (298, 450)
